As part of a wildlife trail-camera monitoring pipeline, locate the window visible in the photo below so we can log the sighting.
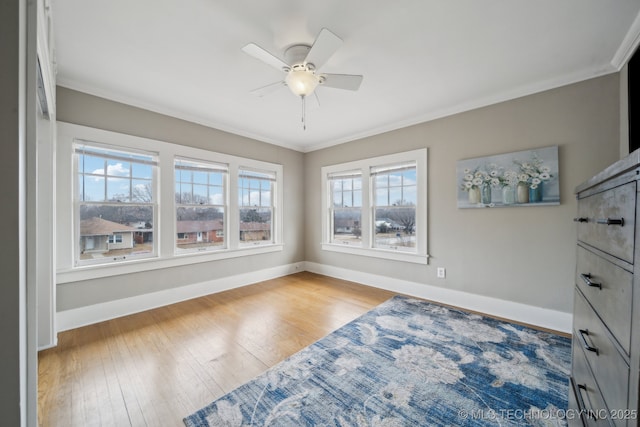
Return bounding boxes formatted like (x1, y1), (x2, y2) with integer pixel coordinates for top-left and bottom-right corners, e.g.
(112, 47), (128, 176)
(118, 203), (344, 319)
(328, 171), (362, 246)
(108, 234), (123, 244)
(372, 163), (416, 251)
(58, 123), (284, 281)
(238, 169), (275, 245)
(321, 149), (428, 264)
(175, 158), (227, 253)
(75, 143), (157, 265)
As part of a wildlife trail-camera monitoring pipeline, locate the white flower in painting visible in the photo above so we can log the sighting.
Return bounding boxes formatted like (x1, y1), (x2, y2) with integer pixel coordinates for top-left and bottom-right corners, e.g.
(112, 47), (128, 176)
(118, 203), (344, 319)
(483, 351), (548, 390)
(392, 345), (464, 384)
(519, 173), (530, 182)
(380, 381), (413, 408)
(475, 171), (484, 178)
(334, 356), (362, 376)
(531, 178), (541, 185)
(464, 181), (473, 189)
(539, 172), (551, 180)
(464, 168), (471, 174)
(530, 184), (538, 189)
(472, 177), (483, 186)
(541, 166), (551, 173)
(491, 178), (500, 186)
(446, 318), (506, 343)
(490, 170), (499, 177)
(464, 173), (474, 181)
(205, 400), (244, 427)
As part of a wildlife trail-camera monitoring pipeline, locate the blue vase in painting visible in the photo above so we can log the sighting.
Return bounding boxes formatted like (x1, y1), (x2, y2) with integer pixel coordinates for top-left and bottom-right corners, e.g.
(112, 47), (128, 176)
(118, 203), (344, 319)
(529, 182), (543, 203)
(481, 184), (491, 204)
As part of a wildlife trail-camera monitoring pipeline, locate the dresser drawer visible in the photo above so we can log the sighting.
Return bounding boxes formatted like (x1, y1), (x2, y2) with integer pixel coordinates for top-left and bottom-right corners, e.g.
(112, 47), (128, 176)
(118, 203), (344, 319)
(576, 181), (636, 263)
(573, 290), (629, 414)
(571, 342), (615, 427)
(575, 246), (632, 354)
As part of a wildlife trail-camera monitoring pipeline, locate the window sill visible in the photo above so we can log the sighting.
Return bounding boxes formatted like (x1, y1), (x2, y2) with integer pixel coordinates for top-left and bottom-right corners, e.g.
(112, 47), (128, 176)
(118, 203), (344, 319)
(57, 244), (284, 284)
(321, 243), (429, 265)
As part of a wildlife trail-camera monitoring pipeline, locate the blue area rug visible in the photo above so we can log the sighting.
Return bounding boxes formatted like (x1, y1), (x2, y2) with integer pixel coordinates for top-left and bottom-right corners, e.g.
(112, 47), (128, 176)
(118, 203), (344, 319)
(184, 296), (571, 426)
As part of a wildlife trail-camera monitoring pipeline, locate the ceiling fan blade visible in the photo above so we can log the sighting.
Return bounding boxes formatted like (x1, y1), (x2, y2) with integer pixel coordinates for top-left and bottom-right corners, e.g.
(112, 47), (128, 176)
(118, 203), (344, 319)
(304, 28), (343, 70)
(249, 81), (286, 97)
(307, 92), (320, 110)
(321, 73), (363, 91)
(242, 43), (290, 72)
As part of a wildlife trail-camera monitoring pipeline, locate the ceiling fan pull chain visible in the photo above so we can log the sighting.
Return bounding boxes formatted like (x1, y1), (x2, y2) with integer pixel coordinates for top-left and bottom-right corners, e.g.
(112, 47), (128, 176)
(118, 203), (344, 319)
(302, 95), (306, 130)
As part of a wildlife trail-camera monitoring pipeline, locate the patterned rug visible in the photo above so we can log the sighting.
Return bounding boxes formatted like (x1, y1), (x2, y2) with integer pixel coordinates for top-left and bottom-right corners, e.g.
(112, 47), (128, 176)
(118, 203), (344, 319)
(184, 296), (571, 426)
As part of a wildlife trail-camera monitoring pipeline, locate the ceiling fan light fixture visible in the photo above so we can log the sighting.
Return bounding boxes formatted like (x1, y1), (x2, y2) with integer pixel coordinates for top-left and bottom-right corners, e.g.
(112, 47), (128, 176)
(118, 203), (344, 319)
(285, 69), (320, 97)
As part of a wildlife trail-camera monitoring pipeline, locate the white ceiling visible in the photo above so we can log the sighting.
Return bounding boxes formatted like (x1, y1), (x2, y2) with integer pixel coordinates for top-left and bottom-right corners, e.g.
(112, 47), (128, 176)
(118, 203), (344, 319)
(52, 0), (640, 152)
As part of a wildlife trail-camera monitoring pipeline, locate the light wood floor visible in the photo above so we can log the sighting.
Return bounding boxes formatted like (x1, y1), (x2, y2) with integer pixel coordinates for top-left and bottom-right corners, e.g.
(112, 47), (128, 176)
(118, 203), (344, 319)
(37, 272), (396, 427)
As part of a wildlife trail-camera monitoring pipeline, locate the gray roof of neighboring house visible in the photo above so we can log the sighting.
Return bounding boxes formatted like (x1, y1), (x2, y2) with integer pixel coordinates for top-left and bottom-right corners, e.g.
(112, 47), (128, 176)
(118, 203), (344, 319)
(176, 220), (224, 233)
(80, 217), (138, 236)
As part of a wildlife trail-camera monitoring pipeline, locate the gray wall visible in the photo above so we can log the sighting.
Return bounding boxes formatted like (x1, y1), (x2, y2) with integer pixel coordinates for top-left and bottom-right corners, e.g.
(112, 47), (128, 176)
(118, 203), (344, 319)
(56, 87), (306, 311)
(305, 74), (621, 314)
(57, 74), (621, 317)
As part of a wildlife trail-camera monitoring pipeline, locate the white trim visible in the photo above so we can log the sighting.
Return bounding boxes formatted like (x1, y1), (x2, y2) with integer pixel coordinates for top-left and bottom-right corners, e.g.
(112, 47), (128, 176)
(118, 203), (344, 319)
(57, 122), (284, 281)
(304, 262), (572, 334)
(57, 262), (304, 331)
(611, 11), (640, 70)
(321, 149), (428, 262)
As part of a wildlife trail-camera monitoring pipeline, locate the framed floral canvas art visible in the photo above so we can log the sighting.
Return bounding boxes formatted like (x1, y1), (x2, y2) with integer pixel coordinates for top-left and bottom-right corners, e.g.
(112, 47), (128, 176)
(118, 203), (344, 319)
(457, 146), (559, 208)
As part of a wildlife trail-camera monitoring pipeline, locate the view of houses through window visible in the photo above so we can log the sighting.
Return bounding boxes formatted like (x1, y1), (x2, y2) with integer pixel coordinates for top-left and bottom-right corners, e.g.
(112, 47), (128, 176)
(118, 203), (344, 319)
(238, 169), (274, 245)
(76, 144), (156, 265)
(322, 149), (427, 263)
(372, 162), (417, 251)
(73, 138), (282, 268)
(329, 171), (362, 246)
(175, 158), (227, 253)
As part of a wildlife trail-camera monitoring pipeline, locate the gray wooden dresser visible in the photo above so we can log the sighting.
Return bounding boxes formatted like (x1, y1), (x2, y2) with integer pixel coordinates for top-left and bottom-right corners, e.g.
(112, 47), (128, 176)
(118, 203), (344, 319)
(569, 150), (640, 426)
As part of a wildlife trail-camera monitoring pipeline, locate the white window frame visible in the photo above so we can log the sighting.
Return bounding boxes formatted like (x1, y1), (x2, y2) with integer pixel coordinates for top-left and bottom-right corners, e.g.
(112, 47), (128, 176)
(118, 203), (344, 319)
(57, 123), (284, 283)
(321, 149), (428, 264)
(74, 141), (159, 267)
(238, 168), (277, 247)
(174, 157), (229, 255)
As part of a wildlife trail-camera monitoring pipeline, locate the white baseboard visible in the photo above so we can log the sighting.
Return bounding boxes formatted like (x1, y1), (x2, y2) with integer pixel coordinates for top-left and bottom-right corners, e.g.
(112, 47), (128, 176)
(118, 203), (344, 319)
(57, 260), (572, 334)
(56, 262), (305, 332)
(304, 261), (572, 334)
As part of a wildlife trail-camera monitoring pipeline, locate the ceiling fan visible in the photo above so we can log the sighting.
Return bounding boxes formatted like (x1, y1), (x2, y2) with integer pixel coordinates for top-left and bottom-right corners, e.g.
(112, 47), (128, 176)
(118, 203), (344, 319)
(242, 28), (363, 129)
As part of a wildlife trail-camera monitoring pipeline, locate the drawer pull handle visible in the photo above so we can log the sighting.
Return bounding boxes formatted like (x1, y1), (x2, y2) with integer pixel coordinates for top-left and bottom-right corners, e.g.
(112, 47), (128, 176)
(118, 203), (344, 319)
(573, 217), (588, 223)
(578, 329), (599, 355)
(576, 384), (598, 420)
(580, 273), (602, 290)
(596, 217), (624, 226)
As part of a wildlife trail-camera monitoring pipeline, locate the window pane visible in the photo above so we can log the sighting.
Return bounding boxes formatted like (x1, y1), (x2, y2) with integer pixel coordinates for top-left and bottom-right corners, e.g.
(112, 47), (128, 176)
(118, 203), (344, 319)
(374, 206), (416, 251)
(175, 206), (225, 252)
(132, 180), (153, 202)
(376, 188), (388, 206)
(209, 186), (224, 205)
(107, 177), (130, 202)
(81, 176), (105, 201)
(239, 208), (272, 244)
(192, 184), (208, 204)
(79, 204), (154, 261)
(332, 208), (361, 246)
(132, 163), (153, 179)
(105, 160), (130, 178)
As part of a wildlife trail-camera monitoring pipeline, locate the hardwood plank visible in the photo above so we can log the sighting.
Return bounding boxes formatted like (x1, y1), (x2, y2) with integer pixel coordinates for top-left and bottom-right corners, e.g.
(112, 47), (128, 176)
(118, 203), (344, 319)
(38, 272), (394, 426)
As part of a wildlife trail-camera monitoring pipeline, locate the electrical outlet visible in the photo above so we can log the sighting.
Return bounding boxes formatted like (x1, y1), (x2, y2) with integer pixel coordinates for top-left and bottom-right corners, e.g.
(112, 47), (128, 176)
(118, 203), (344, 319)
(437, 267), (446, 279)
